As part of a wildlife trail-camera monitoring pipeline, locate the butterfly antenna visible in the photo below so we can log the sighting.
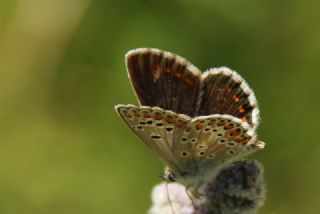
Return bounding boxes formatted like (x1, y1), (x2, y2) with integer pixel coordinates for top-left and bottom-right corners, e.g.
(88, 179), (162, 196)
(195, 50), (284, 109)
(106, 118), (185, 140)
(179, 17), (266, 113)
(165, 182), (176, 214)
(185, 185), (196, 212)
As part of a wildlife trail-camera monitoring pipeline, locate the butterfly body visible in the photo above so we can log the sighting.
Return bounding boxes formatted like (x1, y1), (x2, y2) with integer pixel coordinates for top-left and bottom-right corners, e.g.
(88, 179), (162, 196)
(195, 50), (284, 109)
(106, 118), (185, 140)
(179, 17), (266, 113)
(115, 48), (264, 195)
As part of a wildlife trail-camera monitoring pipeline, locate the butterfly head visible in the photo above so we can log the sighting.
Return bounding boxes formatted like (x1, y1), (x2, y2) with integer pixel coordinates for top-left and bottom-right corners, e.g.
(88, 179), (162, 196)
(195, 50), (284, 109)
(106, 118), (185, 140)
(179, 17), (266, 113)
(161, 170), (177, 183)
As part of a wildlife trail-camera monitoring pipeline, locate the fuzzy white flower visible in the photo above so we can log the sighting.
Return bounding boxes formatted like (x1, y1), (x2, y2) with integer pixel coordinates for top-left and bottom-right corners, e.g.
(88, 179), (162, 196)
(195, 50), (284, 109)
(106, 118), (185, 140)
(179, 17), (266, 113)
(149, 182), (194, 214)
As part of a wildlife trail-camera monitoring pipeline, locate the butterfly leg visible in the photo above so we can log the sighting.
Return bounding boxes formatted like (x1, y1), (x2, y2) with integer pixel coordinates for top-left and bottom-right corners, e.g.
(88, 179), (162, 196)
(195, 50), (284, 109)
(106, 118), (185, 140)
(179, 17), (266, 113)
(186, 183), (205, 200)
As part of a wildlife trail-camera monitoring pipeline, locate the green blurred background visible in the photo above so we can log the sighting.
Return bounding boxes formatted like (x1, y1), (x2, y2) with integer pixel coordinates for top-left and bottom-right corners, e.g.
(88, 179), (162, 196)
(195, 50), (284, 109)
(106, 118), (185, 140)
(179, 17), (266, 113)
(0, 0), (319, 213)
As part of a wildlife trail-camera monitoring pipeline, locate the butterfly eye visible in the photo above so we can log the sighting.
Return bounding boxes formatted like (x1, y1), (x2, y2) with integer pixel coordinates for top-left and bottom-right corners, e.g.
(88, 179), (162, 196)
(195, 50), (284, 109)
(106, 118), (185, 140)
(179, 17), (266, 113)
(180, 151), (190, 157)
(167, 173), (176, 182)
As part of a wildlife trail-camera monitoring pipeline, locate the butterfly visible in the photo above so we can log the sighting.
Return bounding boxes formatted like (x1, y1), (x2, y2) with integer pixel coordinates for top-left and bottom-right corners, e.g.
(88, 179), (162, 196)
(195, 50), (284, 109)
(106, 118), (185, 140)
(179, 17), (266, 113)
(115, 48), (264, 195)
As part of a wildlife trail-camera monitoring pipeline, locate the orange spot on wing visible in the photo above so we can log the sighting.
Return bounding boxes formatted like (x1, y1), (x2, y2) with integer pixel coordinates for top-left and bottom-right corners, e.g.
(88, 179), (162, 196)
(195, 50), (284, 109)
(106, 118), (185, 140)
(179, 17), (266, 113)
(174, 72), (182, 78)
(232, 96), (240, 102)
(238, 106), (245, 113)
(217, 121), (225, 126)
(143, 113), (151, 118)
(224, 124), (234, 130)
(131, 109), (140, 117)
(242, 117), (248, 123)
(234, 137), (243, 143)
(184, 78), (193, 85)
(208, 119), (216, 125)
(234, 137), (248, 145)
(175, 120), (184, 127)
(153, 113), (162, 120)
(195, 123), (203, 130)
(163, 67), (171, 73)
(231, 129), (240, 136)
(165, 115), (175, 124)
(185, 126), (192, 132)
(241, 138), (248, 145)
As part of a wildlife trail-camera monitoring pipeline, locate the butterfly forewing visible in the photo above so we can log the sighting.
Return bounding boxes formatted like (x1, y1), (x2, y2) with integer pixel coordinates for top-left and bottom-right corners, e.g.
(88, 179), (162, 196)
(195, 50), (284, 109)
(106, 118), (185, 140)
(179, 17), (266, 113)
(115, 104), (192, 172)
(126, 48), (201, 117)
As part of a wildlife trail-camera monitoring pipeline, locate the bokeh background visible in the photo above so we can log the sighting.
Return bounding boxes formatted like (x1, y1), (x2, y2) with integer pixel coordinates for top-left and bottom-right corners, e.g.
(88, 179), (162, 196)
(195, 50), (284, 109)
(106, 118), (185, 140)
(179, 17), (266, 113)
(0, 0), (319, 213)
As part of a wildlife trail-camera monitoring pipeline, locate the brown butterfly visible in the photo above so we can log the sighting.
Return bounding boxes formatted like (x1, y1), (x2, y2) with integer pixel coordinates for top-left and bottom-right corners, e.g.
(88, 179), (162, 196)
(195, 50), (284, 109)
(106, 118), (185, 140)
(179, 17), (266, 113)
(115, 48), (264, 195)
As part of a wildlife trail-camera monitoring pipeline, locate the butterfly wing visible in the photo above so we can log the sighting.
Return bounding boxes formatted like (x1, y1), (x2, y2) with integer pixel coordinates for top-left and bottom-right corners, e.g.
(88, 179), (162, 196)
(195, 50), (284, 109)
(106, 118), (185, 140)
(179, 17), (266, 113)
(115, 104), (264, 185)
(171, 114), (264, 182)
(125, 48), (201, 117)
(115, 104), (192, 173)
(197, 67), (260, 131)
(119, 49), (264, 186)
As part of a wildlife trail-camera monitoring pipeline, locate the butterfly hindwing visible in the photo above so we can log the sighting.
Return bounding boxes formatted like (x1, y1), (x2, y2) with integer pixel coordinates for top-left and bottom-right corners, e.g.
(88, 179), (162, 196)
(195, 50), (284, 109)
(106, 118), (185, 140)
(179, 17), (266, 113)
(172, 114), (264, 174)
(126, 48), (202, 117)
(197, 67), (260, 131)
